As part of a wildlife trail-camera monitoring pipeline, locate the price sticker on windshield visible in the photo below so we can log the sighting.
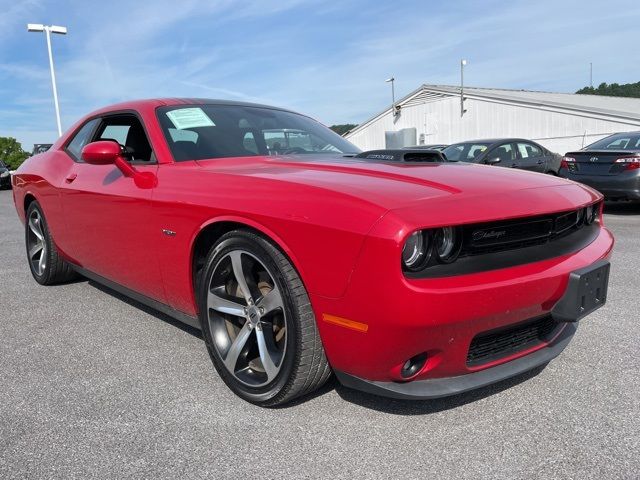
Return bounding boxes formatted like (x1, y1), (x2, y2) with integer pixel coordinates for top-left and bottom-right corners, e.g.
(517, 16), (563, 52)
(166, 108), (215, 129)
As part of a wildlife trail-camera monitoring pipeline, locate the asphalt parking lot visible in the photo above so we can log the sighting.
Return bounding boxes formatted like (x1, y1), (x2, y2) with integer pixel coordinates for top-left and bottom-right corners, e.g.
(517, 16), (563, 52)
(0, 189), (638, 479)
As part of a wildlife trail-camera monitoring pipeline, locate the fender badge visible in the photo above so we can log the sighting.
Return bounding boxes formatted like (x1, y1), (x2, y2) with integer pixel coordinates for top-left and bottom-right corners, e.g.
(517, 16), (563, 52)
(162, 229), (176, 237)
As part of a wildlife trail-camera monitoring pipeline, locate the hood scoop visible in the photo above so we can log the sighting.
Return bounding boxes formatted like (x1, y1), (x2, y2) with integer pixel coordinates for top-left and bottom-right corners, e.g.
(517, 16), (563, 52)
(354, 149), (447, 163)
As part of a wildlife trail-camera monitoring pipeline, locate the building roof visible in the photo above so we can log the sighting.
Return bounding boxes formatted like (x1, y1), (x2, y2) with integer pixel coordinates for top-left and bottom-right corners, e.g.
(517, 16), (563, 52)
(347, 84), (640, 137)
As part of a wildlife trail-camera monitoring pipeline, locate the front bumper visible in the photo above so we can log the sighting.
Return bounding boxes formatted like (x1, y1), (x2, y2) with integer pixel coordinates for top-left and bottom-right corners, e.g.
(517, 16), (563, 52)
(312, 225), (614, 398)
(0, 174), (10, 189)
(334, 258), (610, 399)
(335, 322), (576, 400)
(560, 169), (640, 200)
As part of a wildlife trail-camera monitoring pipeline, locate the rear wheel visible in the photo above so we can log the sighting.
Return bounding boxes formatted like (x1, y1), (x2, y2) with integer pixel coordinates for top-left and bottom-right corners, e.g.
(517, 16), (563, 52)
(198, 230), (331, 406)
(25, 201), (77, 285)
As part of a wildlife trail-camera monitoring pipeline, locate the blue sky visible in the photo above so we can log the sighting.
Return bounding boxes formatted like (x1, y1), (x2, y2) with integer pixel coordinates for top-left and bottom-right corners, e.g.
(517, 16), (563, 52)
(1, 0), (639, 149)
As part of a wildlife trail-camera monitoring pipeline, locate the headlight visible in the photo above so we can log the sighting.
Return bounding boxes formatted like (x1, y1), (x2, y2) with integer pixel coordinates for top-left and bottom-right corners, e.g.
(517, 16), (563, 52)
(0, 171), (9, 178)
(402, 231), (430, 271)
(584, 203), (599, 225)
(584, 205), (594, 225)
(434, 226), (462, 263)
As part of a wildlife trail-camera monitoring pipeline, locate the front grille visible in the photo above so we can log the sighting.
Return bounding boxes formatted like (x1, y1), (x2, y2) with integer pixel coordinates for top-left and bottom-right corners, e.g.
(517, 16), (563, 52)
(466, 316), (558, 367)
(555, 210), (579, 235)
(404, 204), (601, 279)
(463, 208), (584, 256)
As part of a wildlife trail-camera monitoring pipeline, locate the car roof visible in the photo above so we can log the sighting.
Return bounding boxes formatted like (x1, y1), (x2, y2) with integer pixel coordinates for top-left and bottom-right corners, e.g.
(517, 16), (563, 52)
(600, 131), (640, 136)
(89, 98), (298, 116)
(447, 138), (536, 145)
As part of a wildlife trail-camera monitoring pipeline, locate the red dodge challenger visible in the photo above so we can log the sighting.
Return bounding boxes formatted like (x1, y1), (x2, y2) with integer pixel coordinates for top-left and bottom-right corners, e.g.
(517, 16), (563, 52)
(12, 99), (613, 406)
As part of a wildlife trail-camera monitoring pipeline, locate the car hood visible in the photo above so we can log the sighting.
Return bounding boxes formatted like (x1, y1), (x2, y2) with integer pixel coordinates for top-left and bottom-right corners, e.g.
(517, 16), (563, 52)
(198, 154), (598, 225)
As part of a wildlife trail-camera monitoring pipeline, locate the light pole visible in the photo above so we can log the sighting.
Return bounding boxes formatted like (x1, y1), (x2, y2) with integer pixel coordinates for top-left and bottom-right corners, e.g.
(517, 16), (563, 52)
(385, 77), (397, 117)
(460, 59), (467, 117)
(27, 23), (67, 137)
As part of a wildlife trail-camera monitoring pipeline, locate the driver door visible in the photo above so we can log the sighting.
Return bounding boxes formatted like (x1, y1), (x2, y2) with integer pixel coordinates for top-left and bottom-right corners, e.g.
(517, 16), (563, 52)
(515, 141), (546, 172)
(59, 113), (166, 303)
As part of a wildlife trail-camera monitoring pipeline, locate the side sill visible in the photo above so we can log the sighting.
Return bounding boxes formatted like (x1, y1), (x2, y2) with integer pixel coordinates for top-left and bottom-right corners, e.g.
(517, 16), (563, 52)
(70, 264), (201, 330)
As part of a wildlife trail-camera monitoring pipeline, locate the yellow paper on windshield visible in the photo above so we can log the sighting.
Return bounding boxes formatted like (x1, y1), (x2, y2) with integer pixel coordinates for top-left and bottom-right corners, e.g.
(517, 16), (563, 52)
(166, 108), (215, 129)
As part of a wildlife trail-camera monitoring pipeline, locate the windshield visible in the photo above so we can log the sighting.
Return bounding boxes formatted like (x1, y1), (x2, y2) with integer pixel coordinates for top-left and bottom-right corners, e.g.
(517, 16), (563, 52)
(586, 132), (640, 151)
(157, 105), (360, 161)
(442, 142), (492, 162)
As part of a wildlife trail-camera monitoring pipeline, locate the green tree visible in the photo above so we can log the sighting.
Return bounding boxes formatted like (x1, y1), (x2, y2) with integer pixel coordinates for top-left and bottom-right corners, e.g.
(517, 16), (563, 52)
(0, 137), (30, 170)
(576, 81), (640, 98)
(329, 124), (357, 136)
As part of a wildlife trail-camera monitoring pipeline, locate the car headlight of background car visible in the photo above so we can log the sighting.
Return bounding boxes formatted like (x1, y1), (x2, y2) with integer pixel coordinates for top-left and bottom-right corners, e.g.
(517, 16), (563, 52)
(0, 171), (9, 178)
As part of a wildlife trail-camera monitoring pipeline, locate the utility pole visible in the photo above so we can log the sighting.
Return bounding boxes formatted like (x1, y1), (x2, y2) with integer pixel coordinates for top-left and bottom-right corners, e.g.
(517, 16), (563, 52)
(590, 62), (593, 88)
(27, 24), (67, 137)
(385, 77), (396, 117)
(460, 59), (467, 117)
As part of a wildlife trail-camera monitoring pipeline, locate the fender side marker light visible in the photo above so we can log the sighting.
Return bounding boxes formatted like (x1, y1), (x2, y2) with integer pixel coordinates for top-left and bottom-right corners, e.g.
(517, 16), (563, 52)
(322, 314), (368, 333)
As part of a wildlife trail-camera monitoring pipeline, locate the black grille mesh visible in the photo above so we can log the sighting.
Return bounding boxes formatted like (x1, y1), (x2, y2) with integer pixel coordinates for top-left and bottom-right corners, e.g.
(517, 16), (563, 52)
(466, 316), (558, 366)
(463, 208), (585, 256)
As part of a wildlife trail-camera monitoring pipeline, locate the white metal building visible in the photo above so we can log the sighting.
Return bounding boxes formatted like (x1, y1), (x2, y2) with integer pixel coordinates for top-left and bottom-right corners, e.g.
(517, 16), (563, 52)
(345, 85), (640, 154)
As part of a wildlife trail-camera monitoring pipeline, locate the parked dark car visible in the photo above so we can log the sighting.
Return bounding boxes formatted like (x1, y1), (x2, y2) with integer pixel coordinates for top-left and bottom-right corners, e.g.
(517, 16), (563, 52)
(559, 131), (640, 201)
(0, 160), (11, 189)
(442, 138), (562, 174)
(32, 144), (53, 155)
(402, 144), (448, 151)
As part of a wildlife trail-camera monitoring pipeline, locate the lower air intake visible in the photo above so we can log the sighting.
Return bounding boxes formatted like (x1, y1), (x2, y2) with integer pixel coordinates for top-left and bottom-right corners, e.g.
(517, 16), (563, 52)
(466, 316), (558, 367)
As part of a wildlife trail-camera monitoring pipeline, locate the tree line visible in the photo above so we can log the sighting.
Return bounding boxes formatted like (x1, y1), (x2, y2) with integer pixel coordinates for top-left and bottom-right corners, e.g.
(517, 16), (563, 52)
(0, 137), (30, 170)
(576, 81), (640, 98)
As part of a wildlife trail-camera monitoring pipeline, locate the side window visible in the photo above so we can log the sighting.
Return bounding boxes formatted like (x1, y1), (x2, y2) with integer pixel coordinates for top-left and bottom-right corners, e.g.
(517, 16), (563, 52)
(517, 142), (542, 159)
(447, 145), (464, 161)
(605, 138), (629, 149)
(243, 132), (259, 154)
(489, 143), (514, 163)
(466, 144), (488, 160)
(99, 125), (130, 145)
(95, 115), (153, 163)
(66, 118), (100, 161)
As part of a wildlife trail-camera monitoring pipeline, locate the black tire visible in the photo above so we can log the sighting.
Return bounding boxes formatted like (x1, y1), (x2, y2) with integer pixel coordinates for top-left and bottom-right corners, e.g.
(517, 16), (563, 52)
(25, 201), (77, 285)
(198, 229), (331, 406)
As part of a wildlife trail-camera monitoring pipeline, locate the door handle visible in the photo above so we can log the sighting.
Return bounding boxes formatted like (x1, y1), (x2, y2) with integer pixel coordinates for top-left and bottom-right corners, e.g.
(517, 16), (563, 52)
(65, 173), (77, 183)
(536, 160), (545, 164)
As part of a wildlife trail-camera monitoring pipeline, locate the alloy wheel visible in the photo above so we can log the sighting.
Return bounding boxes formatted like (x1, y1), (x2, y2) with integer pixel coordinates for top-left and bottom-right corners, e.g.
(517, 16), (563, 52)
(207, 250), (287, 387)
(27, 209), (47, 276)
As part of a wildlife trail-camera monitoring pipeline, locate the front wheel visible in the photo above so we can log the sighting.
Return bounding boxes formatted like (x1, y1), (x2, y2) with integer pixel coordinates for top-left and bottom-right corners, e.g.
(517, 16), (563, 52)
(198, 230), (331, 406)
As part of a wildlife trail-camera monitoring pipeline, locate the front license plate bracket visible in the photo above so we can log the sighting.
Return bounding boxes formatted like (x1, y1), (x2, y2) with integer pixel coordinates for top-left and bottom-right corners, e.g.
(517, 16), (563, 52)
(551, 259), (610, 323)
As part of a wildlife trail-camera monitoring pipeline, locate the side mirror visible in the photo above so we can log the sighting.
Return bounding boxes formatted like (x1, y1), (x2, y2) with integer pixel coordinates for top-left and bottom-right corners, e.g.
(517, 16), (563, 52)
(486, 157), (501, 165)
(81, 140), (121, 165)
(80, 140), (156, 189)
